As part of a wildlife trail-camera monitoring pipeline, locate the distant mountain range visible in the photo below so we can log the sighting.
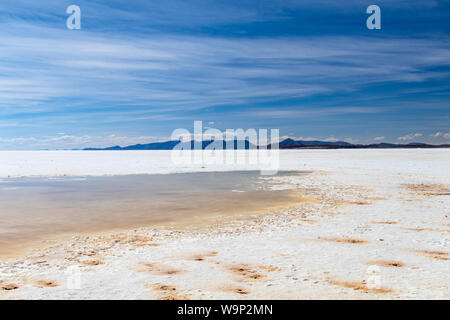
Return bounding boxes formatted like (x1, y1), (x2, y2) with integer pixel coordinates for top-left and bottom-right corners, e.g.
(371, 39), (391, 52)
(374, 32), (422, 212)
(278, 138), (449, 149)
(83, 138), (450, 150)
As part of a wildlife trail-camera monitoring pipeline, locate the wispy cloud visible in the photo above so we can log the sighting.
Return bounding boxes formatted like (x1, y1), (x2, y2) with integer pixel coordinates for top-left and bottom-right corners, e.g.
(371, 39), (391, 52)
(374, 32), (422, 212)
(1, 22), (449, 115)
(0, 134), (167, 149)
(430, 132), (450, 139)
(397, 133), (423, 141)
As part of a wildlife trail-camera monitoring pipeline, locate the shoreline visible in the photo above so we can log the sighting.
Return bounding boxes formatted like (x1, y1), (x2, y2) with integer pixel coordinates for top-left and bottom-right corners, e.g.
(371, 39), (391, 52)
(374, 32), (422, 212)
(0, 170), (308, 260)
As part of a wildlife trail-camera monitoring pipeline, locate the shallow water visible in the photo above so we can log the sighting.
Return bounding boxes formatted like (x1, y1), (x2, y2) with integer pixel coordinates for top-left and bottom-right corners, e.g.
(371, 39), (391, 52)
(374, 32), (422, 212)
(0, 171), (306, 257)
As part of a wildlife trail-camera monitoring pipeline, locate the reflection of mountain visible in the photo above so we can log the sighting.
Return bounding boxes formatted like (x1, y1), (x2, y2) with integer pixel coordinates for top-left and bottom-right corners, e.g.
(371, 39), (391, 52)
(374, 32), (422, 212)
(84, 138), (450, 150)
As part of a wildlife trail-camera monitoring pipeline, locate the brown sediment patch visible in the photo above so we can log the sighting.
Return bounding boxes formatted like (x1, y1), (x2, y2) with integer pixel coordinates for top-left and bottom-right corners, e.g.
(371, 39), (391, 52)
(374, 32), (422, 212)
(371, 221), (397, 225)
(367, 197), (388, 201)
(149, 283), (190, 300)
(326, 279), (394, 294)
(367, 260), (405, 268)
(159, 294), (190, 300)
(299, 218), (317, 224)
(345, 201), (372, 206)
(258, 265), (281, 272)
(413, 250), (449, 261)
(233, 288), (249, 295)
(296, 197), (322, 204)
(128, 235), (160, 248)
(152, 284), (177, 292)
(404, 228), (426, 232)
(98, 234), (159, 248)
(34, 280), (59, 288)
(228, 264), (264, 280)
(348, 185), (372, 192)
(227, 263), (280, 281)
(189, 251), (218, 261)
(320, 211), (340, 217)
(191, 256), (205, 262)
(80, 259), (104, 266)
(219, 285), (250, 295)
(1, 283), (19, 291)
(76, 250), (97, 257)
(319, 237), (368, 244)
(404, 227), (450, 233)
(138, 262), (184, 275)
(402, 184), (450, 196)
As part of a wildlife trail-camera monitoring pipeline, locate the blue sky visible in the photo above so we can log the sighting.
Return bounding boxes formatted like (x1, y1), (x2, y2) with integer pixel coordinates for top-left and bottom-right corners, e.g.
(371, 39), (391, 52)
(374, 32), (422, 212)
(0, 0), (449, 149)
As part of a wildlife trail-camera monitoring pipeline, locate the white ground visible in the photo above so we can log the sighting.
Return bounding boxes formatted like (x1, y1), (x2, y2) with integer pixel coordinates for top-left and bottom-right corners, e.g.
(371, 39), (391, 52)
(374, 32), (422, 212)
(0, 149), (449, 299)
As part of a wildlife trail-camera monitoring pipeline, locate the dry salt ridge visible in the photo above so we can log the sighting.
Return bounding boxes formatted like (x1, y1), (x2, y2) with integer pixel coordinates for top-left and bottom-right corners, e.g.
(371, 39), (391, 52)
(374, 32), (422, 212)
(0, 149), (449, 299)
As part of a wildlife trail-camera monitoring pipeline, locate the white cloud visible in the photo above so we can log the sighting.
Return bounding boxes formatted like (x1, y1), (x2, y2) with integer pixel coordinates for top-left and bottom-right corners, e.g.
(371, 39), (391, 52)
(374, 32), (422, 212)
(430, 132), (450, 139)
(374, 136), (385, 141)
(0, 137), (37, 143)
(397, 133), (423, 141)
(0, 134), (166, 150)
(235, 107), (382, 119)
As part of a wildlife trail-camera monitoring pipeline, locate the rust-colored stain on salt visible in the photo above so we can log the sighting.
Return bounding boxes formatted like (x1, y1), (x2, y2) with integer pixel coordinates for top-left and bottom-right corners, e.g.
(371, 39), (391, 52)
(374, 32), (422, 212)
(258, 265), (281, 272)
(345, 201), (372, 206)
(189, 251), (218, 261)
(149, 283), (190, 300)
(228, 264), (265, 280)
(319, 237), (368, 244)
(152, 284), (177, 292)
(225, 262), (281, 283)
(367, 260), (405, 268)
(34, 280), (59, 288)
(97, 234), (159, 248)
(326, 279), (394, 294)
(138, 262), (185, 275)
(1, 283), (19, 291)
(413, 249), (449, 261)
(402, 184), (450, 196)
(219, 285), (250, 295)
(404, 227), (450, 233)
(80, 259), (104, 266)
(371, 221), (397, 225)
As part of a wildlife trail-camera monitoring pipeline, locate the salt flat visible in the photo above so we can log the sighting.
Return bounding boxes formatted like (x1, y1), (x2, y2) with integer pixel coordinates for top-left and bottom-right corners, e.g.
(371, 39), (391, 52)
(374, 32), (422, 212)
(0, 149), (449, 179)
(0, 149), (449, 299)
